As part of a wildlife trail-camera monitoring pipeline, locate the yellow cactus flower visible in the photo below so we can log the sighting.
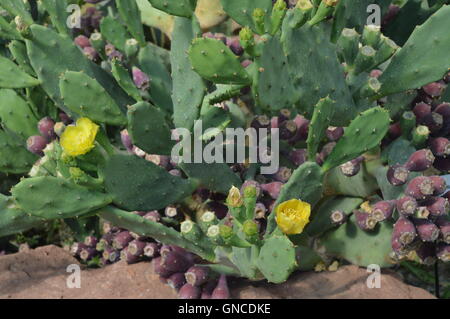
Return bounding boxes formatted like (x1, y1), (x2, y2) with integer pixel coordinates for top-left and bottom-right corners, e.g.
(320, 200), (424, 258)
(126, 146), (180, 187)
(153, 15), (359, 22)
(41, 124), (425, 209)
(275, 199), (311, 235)
(60, 118), (99, 157)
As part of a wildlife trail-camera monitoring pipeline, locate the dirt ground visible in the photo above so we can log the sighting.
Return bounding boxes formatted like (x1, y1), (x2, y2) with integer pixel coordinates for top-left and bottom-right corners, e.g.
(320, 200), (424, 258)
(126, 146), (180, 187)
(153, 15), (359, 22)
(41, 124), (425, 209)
(0, 245), (435, 299)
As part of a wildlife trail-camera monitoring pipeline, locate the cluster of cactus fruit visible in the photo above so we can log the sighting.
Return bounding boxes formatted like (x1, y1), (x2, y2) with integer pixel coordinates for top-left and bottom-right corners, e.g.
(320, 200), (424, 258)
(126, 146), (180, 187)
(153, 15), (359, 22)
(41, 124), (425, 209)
(0, 0), (450, 299)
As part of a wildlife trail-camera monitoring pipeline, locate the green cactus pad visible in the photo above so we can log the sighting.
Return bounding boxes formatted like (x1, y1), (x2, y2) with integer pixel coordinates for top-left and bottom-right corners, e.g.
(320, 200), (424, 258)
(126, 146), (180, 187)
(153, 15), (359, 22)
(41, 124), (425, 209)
(319, 214), (394, 268)
(230, 246), (262, 280)
(127, 101), (175, 155)
(322, 107), (390, 172)
(257, 235), (297, 283)
(307, 97), (336, 160)
(148, 0), (197, 18)
(8, 40), (36, 76)
(171, 17), (205, 130)
(12, 176), (113, 219)
(41, 0), (70, 35)
(281, 18), (356, 126)
(0, 130), (38, 174)
(0, 89), (39, 139)
(0, 0), (33, 25)
(100, 16), (130, 52)
(116, 0), (146, 46)
(378, 5), (450, 97)
(111, 61), (142, 102)
(0, 195), (42, 237)
(60, 71), (127, 126)
(99, 205), (215, 261)
(0, 56), (40, 88)
(189, 38), (252, 85)
(104, 154), (196, 211)
(267, 162), (324, 235)
(258, 36), (298, 111)
(220, 0), (272, 33)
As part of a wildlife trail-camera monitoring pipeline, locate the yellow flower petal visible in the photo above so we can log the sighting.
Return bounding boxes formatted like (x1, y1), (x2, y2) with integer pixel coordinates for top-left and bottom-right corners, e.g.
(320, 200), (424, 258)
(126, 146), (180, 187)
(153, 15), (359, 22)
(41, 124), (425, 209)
(60, 117), (99, 157)
(275, 199), (311, 235)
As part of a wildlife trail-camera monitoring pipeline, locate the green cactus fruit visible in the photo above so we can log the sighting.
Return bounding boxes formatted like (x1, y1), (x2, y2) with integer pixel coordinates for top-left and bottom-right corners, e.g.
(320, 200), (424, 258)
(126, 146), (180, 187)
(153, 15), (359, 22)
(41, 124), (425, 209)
(361, 25), (381, 48)
(308, 0), (337, 26)
(318, 214), (394, 268)
(266, 162), (324, 235)
(353, 45), (376, 75)
(0, 89), (39, 139)
(138, 44), (173, 113)
(111, 60), (142, 102)
(189, 38), (251, 85)
(322, 107), (390, 172)
(288, 0), (313, 29)
(148, 0), (197, 18)
(306, 196), (364, 237)
(8, 40), (35, 76)
(127, 101), (175, 155)
(116, 0), (146, 46)
(181, 220), (203, 242)
(0, 0), (33, 26)
(0, 130), (38, 174)
(0, 15), (23, 40)
(270, 0), (287, 35)
(100, 16), (130, 52)
(179, 162), (242, 194)
(373, 35), (399, 67)
(257, 235), (297, 283)
(252, 8), (267, 34)
(12, 176), (112, 219)
(307, 97), (336, 161)
(171, 17), (205, 130)
(258, 35), (298, 111)
(0, 194), (42, 237)
(59, 71), (127, 126)
(0, 55), (40, 88)
(378, 5), (450, 98)
(99, 205), (215, 261)
(41, 0), (70, 35)
(281, 19), (356, 126)
(104, 154), (196, 211)
(337, 28), (360, 66)
(220, 0), (272, 33)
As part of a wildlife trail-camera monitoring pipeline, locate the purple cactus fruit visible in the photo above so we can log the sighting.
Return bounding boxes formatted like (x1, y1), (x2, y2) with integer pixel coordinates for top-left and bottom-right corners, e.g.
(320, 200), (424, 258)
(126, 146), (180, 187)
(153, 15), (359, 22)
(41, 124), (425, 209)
(132, 146), (146, 158)
(161, 251), (193, 273)
(393, 217), (417, 246)
(388, 122), (402, 140)
(241, 59), (252, 68)
(422, 82), (445, 97)
(83, 46), (98, 61)
(293, 115), (310, 140)
(429, 137), (450, 157)
(289, 149), (307, 166)
(369, 69), (383, 78)
(424, 197), (449, 217)
(429, 175), (447, 195)
(211, 275), (230, 299)
(178, 283), (201, 299)
(74, 35), (90, 48)
(435, 217), (450, 244)
(415, 206), (431, 219)
(185, 266), (210, 287)
(260, 182), (283, 199)
(316, 142), (336, 166)
(112, 231), (133, 250)
(79, 247), (97, 261)
(279, 120), (297, 140)
(387, 164), (410, 186)
(413, 102), (432, 121)
(420, 112), (443, 134)
(433, 157), (450, 173)
(96, 233), (114, 251)
(434, 103), (450, 121)
(120, 129), (133, 152)
(382, 4), (400, 27)
(272, 166), (292, 183)
(326, 126), (344, 141)
(396, 196), (418, 216)
(70, 242), (88, 256)
(354, 210), (377, 231)
(143, 242), (160, 258)
(414, 219), (440, 242)
(227, 36), (244, 56)
(404, 149), (435, 172)
(26, 135), (48, 156)
(128, 240), (146, 257)
(405, 176), (434, 200)
(84, 236), (98, 248)
(120, 247), (140, 264)
(391, 236), (409, 256)
(270, 116), (279, 129)
(240, 180), (261, 198)
(278, 109), (292, 123)
(132, 67), (150, 90)
(255, 202), (267, 219)
(251, 115), (271, 130)
(145, 154), (170, 169)
(167, 272), (187, 290)
(415, 243), (436, 265)
(330, 210), (347, 226)
(103, 247), (120, 263)
(38, 117), (56, 141)
(436, 243), (450, 262)
(201, 280), (217, 299)
(144, 210), (161, 223)
(371, 200), (396, 222)
(340, 156), (364, 177)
